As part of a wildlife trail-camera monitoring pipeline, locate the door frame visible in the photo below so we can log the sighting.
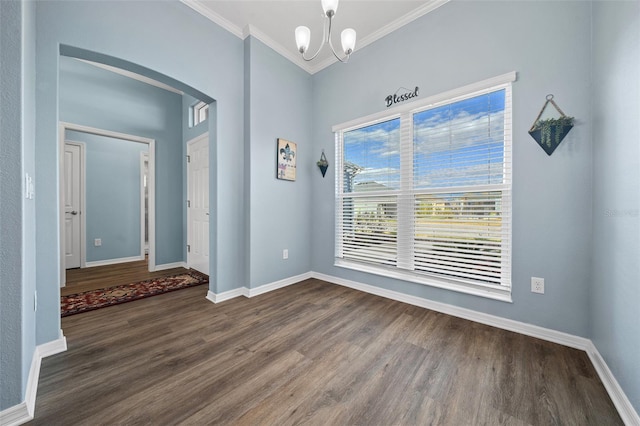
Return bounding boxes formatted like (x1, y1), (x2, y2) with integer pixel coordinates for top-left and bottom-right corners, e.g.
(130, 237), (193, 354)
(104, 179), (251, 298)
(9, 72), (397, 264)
(59, 122), (157, 286)
(186, 132), (209, 274)
(63, 141), (86, 270)
(140, 151), (149, 257)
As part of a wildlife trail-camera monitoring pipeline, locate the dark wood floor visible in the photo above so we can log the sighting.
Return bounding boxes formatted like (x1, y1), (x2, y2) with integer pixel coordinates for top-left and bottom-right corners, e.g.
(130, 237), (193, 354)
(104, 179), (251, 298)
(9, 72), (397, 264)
(63, 258), (188, 296)
(31, 279), (621, 425)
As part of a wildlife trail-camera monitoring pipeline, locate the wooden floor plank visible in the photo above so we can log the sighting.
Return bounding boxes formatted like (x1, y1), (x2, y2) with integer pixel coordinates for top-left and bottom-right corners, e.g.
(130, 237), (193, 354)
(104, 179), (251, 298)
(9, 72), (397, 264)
(63, 257), (189, 296)
(29, 279), (623, 425)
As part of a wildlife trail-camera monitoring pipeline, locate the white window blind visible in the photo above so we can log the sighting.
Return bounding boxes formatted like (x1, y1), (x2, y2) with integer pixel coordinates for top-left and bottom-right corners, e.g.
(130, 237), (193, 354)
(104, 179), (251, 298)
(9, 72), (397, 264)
(335, 74), (514, 301)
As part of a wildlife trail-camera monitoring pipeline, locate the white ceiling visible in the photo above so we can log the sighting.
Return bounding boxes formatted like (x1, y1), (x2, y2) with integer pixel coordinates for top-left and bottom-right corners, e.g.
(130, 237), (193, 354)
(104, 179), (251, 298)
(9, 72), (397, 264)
(181, 0), (449, 74)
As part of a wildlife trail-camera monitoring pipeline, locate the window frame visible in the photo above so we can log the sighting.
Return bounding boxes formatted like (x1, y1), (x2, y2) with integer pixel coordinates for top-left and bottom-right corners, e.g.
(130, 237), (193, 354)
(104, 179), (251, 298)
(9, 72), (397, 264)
(333, 72), (516, 302)
(190, 101), (209, 127)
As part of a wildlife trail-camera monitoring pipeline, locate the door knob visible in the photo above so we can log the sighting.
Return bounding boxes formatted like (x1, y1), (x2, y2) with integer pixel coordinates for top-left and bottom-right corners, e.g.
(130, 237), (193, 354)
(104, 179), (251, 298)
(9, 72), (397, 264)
(70, 211), (78, 215)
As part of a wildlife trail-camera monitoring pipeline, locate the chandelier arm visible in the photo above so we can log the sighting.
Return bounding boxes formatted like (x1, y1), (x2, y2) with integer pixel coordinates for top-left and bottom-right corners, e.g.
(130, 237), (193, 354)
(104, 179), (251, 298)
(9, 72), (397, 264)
(301, 16), (329, 61)
(327, 16), (350, 63)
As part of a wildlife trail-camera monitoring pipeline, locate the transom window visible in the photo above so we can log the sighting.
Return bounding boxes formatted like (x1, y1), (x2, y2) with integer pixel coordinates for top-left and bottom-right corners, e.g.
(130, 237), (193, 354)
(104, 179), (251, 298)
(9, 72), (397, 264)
(334, 73), (515, 301)
(191, 101), (209, 127)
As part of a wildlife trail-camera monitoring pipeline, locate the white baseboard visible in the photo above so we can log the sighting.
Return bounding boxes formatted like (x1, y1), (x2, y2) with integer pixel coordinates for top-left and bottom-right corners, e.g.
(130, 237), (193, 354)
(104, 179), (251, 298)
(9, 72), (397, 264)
(85, 255), (144, 268)
(204, 269), (638, 423)
(247, 272), (312, 297)
(0, 332), (67, 426)
(586, 341), (640, 426)
(205, 272), (312, 304)
(206, 288), (247, 304)
(311, 271), (590, 350)
(0, 403), (29, 426)
(311, 271), (639, 424)
(154, 261), (188, 271)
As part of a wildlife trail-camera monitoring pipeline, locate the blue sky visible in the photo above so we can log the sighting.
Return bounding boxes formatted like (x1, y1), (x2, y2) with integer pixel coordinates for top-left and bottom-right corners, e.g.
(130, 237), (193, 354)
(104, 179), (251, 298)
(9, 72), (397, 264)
(344, 89), (506, 192)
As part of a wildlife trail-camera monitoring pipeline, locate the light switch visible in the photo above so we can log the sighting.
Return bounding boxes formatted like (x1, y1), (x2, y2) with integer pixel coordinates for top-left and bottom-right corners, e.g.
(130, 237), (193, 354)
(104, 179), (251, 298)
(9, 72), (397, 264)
(25, 173), (34, 199)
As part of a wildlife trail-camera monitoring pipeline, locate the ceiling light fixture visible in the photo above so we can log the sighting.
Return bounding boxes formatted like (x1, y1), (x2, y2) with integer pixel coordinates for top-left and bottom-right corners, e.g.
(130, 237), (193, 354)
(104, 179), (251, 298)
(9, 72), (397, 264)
(295, 0), (356, 63)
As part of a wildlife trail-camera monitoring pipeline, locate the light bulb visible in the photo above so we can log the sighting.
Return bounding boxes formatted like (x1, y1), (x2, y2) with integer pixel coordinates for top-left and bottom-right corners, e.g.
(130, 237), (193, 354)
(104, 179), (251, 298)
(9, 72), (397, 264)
(321, 0), (339, 17)
(341, 28), (356, 55)
(295, 26), (311, 54)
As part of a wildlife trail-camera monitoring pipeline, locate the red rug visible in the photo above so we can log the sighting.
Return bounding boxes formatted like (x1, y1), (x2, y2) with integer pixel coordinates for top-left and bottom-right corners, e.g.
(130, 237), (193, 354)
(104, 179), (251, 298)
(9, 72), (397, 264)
(61, 271), (209, 317)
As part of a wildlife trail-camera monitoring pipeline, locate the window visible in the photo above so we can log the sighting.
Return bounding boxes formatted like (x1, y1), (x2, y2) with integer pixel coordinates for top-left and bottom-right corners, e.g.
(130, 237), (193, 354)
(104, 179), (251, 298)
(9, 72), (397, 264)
(335, 73), (514, 301)
(191, 101), (209, 127)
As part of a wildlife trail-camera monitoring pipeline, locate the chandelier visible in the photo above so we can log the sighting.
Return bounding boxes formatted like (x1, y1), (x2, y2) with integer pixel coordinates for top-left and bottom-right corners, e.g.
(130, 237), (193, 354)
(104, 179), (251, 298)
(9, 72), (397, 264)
(294, 0), (357, 63)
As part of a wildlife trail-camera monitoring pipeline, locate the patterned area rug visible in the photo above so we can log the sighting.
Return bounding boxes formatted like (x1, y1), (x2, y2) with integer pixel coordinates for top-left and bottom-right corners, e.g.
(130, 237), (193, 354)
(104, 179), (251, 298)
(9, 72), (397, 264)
(61, 271), (209, 317)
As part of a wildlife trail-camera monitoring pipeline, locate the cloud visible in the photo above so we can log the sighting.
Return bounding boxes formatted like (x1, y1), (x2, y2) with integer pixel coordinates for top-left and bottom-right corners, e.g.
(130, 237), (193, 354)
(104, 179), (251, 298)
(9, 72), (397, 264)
(414, 109), (505, 155)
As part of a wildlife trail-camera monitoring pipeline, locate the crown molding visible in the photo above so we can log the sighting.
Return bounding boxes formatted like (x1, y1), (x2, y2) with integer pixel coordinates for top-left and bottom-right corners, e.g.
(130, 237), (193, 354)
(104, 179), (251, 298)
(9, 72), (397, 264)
(180, 0), (243, 39)
(180, 0), (450, 75)
(307, 0), (450, 74)
(358, 0), (450, 53)
(244, 24), (315, 75)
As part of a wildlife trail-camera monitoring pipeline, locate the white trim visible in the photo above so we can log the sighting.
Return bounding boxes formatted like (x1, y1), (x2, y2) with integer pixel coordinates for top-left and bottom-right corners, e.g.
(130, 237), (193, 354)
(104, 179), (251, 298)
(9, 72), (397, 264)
(0, 403), (29, 426)
(0, 333), (67, 426)
(586, 342), (640, 425)
(335, 259), (512, 303)
(154, 261), (188, 271)
(206, 288), (247, 304)
(85, 255), (144, 268)
(75, 59), (183, 95)
(179, 0), (243, 38)
(309, 0), (450, 74)
(243, 24), (314, 75)
(311, 271), (587, 349)
(38, 331), (68, 358)
(205, 272), (312, 304)
(140, 152), (149, 260)
(310, 271), (639, 423)
(59, 122), (157, 281)
(180, 0), (449, 75)
(247, 272), (312, 298)
(202, 270), (638, 422)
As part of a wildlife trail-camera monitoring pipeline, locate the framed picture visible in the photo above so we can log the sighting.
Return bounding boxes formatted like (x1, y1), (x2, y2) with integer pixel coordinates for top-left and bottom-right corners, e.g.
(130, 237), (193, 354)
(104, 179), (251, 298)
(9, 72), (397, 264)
(276, 138), (297, 181)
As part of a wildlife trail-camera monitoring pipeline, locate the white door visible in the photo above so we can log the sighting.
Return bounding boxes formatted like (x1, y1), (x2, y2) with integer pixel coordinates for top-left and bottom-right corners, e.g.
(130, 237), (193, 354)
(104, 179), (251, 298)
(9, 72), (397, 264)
(187, 134), (210, 275)
(64, 143), (82, 269)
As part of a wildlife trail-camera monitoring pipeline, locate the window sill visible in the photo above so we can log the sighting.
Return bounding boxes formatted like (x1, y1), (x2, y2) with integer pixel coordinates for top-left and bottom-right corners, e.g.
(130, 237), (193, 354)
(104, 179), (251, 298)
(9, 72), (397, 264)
(334, 259), (513, 303)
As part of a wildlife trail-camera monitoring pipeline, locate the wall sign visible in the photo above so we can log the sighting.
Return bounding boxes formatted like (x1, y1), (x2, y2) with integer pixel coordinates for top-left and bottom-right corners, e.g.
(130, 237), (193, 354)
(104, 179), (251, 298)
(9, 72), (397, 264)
(276, 138), (297, 181)
(385, 86), (419, 108)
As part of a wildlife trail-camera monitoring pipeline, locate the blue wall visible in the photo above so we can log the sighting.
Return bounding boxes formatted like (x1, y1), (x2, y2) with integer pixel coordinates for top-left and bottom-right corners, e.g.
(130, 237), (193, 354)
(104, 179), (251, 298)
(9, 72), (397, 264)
(0, 0), (634, 417)
(59, 56), (182, 266)
(0, 0), (25, 410)
(591, 1), (640, 413)
(0, 0), (37, 410)
(20, 0), (37, 403)
(245, 37), (313, 287)
(311, 0), (593, 337)
(65, 130), (148, 263)
(35, 0), (246, 344)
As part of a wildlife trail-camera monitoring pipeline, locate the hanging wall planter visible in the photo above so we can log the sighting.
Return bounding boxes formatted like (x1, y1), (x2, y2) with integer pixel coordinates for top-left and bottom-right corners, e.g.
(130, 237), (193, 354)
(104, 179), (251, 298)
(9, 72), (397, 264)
(528, 95), (574, 156)
(317, 150), (329, 178)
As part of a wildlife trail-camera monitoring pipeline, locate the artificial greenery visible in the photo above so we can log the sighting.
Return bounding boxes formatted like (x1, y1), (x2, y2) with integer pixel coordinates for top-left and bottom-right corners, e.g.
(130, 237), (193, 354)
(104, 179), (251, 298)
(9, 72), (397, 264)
(531, 116), (574, 148)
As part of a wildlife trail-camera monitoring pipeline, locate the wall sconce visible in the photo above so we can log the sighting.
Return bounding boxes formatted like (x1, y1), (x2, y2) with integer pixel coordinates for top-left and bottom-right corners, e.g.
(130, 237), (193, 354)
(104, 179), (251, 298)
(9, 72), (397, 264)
(317, 150), (329, 177)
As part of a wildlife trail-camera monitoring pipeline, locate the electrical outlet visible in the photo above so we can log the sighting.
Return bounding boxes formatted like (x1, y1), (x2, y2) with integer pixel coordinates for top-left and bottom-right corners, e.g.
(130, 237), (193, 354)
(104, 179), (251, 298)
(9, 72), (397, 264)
(95, 238), (102, 247)
(531, 277), (545, 294)
(283, 249), (289, 260)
